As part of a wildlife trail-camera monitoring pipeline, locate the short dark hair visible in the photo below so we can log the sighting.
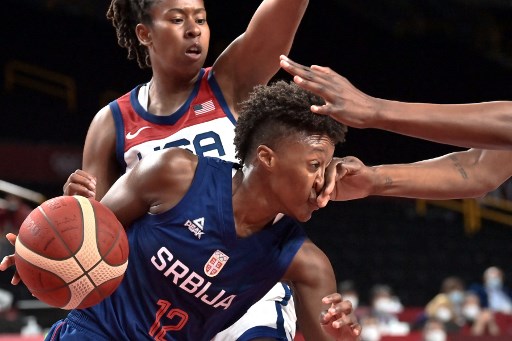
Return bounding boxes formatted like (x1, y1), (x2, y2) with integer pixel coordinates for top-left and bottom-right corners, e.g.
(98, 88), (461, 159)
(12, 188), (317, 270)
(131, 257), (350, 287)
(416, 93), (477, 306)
(234, 81), (347, 163)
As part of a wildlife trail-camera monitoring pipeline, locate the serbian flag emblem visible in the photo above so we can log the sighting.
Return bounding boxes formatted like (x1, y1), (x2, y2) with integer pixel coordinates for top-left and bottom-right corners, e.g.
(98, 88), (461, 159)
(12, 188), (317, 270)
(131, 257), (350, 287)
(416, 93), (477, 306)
(204, 250), (229, 277)
(193, 100), (215, 115)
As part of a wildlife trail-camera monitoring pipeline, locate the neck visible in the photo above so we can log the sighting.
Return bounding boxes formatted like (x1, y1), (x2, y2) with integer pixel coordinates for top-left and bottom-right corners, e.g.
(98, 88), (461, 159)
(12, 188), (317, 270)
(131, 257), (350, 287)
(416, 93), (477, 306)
(147, 71), (201, 115)
(232, 167), (279, 238)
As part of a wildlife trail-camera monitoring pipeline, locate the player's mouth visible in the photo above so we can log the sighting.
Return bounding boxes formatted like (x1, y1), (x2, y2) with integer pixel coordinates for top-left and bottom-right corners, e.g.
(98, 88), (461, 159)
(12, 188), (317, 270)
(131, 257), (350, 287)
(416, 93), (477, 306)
(185, 43), (202, 60)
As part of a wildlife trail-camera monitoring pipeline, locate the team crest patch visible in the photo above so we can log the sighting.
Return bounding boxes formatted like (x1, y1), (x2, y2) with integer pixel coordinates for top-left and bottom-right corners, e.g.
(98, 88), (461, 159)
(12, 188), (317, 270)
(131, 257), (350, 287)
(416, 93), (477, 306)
(204, 250), (229, 277)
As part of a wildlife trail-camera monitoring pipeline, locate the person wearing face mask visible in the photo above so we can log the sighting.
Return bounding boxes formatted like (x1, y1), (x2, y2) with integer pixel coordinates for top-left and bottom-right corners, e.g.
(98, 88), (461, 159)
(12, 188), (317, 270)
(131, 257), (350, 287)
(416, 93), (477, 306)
(338, 280), (362, 318)
(460, 292), (501, 336)
(469, 266), (512, 315)
(369, 284), (410, 337)
(422, 276), (466, 333)
(422, 319), (447, 341)
(424, 298), (460, 334)
(359, 316), (381, 341)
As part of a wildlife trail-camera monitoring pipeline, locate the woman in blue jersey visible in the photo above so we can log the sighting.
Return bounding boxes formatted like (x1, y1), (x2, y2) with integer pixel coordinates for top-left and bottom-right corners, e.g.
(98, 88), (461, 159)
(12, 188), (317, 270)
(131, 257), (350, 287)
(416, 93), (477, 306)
(2, 81), (361, 340)
(62, 0), (311, 339)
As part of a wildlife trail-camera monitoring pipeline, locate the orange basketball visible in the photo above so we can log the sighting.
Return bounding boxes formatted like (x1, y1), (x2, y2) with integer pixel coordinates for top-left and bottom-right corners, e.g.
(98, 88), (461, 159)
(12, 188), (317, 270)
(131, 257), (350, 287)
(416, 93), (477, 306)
(14, 195), (129, 310)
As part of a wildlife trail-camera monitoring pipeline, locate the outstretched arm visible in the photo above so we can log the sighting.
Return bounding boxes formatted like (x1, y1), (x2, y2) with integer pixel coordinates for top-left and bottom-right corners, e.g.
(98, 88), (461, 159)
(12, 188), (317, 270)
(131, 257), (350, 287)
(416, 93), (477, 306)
(213, 0), (308, 116)
(283, 239), (361, 341)
(319, 149), (512, 205)
(280, 55), (512, 150)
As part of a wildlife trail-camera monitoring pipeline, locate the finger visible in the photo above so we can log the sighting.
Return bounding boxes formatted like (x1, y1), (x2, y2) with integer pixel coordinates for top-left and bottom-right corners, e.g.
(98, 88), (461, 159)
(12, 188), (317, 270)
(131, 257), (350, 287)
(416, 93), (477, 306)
(310, 103), (334, 116)
(280, 55), (311, 74)
(64, 183), (96, 198)
(63, 171), (96, 196)
(5, 233), (17, 246)
(322, 293), (343, 304)
(0, 255), (15, 271)
(280, 57), (326, 88)
(317, 168), (338, 207)
(331, 313), (354, 329)
(11, 271), (21, 285)
(328, 299), (354, 316)
(351, 323), (362, 336)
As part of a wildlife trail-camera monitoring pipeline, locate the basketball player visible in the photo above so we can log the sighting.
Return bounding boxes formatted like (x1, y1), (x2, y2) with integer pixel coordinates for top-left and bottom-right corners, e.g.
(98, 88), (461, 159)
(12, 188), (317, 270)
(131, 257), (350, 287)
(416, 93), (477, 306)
(6, 81), (359, 340)
(278, 55), (512, 206)
(63, 0), (311, 339)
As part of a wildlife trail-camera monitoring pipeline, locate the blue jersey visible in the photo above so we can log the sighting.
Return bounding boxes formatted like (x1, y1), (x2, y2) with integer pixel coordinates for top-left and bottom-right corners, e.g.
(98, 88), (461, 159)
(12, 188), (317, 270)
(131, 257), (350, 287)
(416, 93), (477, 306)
(64, 157), (306, 340)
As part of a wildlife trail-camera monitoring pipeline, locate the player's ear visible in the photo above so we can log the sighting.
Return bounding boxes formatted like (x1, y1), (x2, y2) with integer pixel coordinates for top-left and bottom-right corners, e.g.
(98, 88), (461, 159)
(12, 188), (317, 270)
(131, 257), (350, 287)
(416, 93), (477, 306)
(136, 23), (152, 46)
(257, 145), (275, 170)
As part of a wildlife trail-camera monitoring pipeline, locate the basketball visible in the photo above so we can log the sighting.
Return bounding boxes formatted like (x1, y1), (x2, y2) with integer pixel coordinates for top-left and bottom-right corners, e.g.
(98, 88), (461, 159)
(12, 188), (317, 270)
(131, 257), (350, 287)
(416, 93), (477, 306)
(14, 195), (129, 310)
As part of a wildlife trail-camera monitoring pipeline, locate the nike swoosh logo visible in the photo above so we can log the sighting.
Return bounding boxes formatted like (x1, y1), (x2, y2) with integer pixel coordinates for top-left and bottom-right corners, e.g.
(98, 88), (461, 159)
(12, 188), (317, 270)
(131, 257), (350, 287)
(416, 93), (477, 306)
(126, 126), (151, 140)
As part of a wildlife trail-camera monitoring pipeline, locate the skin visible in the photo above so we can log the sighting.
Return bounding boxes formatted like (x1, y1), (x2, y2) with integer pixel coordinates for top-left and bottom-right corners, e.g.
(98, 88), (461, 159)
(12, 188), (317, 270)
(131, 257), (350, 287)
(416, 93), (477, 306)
(274, 57), (512, 204)
(101, 133), (358, 340)
(1, 134), (361, 340)
(279, 55), (512, 150)
(277, 56), (512, 326)
(64, 0), (309, 200)
(315, 148), (512, 207)
(51, 2), (362, 337)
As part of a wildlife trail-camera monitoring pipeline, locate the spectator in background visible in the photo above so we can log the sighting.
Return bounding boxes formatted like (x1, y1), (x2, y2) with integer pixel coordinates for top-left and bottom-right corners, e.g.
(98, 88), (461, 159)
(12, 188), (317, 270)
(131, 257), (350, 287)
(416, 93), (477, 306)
(338, 280), (362, 315)
(423, 276), (466, 332)
(0, 287), (24, 334)
(422, 319), (447, 341)
(460, 291), (501, 336)
(369, 284), (409, 337)
(0, 194), (32, 260)
(359, 315), (381, 341)
(469, 266), (512, 315)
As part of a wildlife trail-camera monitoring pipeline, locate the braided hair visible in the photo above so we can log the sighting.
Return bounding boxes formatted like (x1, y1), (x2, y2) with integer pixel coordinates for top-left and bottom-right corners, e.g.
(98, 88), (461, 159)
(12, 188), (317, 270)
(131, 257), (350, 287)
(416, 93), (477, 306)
(107, 0), (155, 68)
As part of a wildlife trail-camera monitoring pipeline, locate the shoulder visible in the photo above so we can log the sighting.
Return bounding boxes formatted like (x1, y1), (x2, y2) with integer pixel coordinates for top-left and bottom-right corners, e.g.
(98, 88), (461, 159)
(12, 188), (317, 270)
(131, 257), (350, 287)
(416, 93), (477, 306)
(285, 239), (334, 284)
(127, 148), (199, 213)
(136, 148), (198, 177)
(89, 105), (114, 129)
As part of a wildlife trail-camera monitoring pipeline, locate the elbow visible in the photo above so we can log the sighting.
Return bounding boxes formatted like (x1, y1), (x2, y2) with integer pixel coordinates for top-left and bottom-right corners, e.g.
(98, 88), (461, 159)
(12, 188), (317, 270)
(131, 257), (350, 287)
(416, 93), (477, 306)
(467, 178), (504, 199)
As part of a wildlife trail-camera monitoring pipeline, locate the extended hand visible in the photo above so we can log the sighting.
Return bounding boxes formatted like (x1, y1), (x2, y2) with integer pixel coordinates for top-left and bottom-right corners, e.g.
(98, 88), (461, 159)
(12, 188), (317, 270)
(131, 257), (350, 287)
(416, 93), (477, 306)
(317, 156), (375, 207)
(280, 55), (379, 128)
(320, 293), (361, 341)
(63, 169), (97, 198)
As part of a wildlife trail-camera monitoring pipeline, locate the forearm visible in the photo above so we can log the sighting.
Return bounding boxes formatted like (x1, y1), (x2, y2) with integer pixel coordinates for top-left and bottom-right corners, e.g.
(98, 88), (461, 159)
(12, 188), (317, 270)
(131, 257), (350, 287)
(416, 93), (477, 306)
(374, 100), (512, 149)
(370, 149), (512, 199)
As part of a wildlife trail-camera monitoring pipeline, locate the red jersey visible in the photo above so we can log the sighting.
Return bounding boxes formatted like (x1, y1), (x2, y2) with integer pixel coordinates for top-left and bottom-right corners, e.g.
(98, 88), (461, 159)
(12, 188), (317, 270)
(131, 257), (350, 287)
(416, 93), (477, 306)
(109, 68), (238, 172)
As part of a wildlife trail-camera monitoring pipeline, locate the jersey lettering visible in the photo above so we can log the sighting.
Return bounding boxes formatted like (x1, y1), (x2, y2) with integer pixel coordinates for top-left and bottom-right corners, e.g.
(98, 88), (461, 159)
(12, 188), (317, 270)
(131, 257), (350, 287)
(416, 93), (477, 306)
(151, 247), (236, 310)
(136, 132), (225, 161)
(149, 299), (189, 340)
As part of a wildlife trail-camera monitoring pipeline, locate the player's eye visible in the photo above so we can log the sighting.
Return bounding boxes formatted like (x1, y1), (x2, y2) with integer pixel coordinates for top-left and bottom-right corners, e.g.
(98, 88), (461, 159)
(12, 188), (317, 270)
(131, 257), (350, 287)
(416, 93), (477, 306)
(170, 18), (184, 24)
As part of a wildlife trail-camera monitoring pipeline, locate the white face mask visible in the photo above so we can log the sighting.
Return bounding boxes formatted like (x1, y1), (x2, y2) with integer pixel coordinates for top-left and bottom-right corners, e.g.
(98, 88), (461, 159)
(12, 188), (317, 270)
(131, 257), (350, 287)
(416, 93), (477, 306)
(486, 277), (503, 289)
(463, 304), (481, 321)
(344, 295), (359, 310)
(374, 297), (401, 314)
(435, 307), (452, 322)
(361, 325), (380, 341)
(448, 290), (464, 305)
(425, 330), (446, 341)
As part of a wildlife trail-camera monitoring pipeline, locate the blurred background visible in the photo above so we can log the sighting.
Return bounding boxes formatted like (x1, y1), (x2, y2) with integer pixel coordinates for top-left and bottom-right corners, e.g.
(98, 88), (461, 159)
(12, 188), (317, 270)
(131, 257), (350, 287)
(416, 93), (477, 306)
(1, 0), (512, 340)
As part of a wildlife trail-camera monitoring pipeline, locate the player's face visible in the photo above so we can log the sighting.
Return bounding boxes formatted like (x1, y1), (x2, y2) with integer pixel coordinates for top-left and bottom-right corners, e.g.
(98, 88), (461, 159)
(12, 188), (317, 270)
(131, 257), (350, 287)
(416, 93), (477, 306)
(146, 0), (210, 74)
(270, 133), (335, 222)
